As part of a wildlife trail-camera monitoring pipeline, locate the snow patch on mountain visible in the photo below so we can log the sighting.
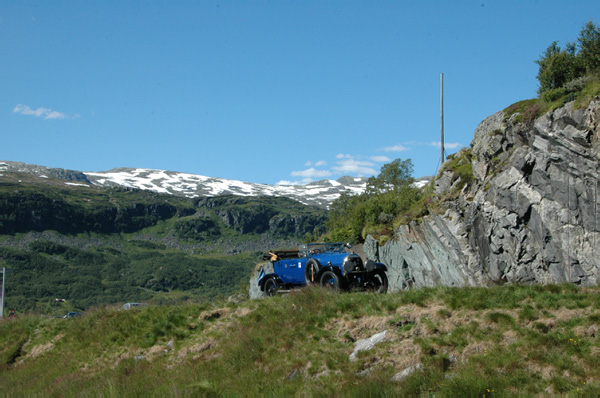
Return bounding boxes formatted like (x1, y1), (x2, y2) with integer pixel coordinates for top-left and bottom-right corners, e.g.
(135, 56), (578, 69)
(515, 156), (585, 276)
(84, 168), (368, 208)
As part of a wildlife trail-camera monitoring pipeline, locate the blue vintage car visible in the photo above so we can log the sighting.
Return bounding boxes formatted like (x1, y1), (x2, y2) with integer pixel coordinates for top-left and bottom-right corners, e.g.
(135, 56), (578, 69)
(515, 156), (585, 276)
(257, 242), (388, 296)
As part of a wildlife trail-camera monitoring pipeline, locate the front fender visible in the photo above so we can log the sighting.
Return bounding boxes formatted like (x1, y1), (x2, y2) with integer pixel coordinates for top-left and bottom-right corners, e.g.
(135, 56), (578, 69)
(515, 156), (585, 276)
(365, 260), (387, 272)
(374, 262), (387, 272)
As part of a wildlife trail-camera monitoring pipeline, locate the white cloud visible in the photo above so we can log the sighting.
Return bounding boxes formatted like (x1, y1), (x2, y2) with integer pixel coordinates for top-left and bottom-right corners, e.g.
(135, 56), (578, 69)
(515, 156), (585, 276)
(276, 180), (294, 185)
(13, 104), (48, 117)
(45, 110), (67, 120)
(285, 154), (385, 183)
(290, 167), (332, 178)
(13, 104), (68, 120)
(276, 178), (313, 186)
(430, 141), (462, 149)
(305, 160), (326, 167)
(383, 144), (409, 152)
(370, 155), (391, 162)
(332, 157), (377, 176)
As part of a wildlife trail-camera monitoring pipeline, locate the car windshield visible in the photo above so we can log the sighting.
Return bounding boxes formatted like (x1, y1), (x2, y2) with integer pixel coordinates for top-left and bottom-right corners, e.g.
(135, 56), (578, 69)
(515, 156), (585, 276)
(303, 243), (346, 255)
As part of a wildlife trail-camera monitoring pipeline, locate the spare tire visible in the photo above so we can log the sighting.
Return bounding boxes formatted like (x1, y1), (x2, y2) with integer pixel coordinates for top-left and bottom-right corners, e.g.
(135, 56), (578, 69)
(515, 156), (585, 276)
(305, 259), (321, 285)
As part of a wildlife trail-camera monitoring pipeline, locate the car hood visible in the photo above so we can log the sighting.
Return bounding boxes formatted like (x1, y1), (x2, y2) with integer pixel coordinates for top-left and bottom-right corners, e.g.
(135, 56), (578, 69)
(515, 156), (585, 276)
(311, 252), (352, 265)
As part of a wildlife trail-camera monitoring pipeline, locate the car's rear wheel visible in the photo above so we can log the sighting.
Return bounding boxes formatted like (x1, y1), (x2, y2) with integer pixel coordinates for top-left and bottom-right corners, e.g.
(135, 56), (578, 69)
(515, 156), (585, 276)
(370, 269), (388, 293)
(264, 278), (279, 297)
(320, 270), (340, 291)
(305, 259), (320, 285)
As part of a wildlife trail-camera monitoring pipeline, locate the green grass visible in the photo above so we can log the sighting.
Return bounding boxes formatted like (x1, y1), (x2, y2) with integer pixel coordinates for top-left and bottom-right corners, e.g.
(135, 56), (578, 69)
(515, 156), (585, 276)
(2, 284), (599, 395)
(440, 149), (474, 190)
(504, 74), (600, 124)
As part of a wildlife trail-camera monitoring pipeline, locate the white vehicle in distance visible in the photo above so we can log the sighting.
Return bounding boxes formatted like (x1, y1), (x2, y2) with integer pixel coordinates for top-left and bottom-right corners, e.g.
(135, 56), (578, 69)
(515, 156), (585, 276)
(122, 302), (148, 310)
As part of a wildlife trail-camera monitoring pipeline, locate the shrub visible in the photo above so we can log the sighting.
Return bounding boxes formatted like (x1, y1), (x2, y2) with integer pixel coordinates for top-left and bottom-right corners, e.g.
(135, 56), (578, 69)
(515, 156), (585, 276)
(536, 41), (583, 94)
(578, 20), (600, 73)
(174, 217), (220, 240)
(535, 21), (600, 94)
(541, 87), (568, 103)
(29, 240), (68, 255)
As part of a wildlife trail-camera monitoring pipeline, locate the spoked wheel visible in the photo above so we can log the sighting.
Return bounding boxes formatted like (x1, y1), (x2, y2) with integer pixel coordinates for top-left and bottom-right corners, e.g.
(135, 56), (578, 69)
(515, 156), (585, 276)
(319, 270), (340, 291)
(369, 269), (388, 293)
(264, 278), (279, 297)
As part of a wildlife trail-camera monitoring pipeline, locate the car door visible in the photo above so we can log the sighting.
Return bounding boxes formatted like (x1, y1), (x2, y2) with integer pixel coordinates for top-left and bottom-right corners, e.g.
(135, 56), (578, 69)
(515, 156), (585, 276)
(292, 257), (309, 284)
(274, 258), (307, 284)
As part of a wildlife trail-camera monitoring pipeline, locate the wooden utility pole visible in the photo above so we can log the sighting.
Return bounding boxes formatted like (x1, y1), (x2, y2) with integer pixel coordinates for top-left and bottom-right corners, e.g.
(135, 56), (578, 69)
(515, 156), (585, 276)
(440, 73), (445, 166)
(0, 265), (11, 318)
(1, 267), (5, 318)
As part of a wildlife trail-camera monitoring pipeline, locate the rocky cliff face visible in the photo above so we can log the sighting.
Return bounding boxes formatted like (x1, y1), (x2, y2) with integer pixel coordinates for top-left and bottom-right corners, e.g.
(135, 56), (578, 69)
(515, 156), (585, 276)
(0, 191), (184, 235)
(193, 196), (327, 237)
(364, 99), (600, 291)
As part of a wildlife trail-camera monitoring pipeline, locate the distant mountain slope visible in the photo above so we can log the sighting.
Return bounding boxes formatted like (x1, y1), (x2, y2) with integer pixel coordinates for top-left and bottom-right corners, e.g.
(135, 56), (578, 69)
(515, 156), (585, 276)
(0, 169), (329, 311)
(0, 161), (367, 208)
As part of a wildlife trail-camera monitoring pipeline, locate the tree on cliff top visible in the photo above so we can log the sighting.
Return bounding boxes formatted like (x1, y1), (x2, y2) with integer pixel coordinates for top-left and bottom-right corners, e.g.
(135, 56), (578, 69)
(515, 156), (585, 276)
(365, 158), (415, 195)
(326, 158), (420, 243)
(536, 20), (599, 94)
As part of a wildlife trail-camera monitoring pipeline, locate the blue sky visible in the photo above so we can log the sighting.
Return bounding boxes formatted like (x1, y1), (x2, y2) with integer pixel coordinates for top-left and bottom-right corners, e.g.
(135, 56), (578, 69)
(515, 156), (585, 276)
(2, 1), (598, 185)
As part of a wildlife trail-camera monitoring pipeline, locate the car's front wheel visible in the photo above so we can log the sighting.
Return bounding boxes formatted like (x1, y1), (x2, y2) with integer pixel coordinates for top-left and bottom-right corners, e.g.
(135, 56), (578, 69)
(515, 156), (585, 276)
(264, 278), (279, 297)
(320, 270), (340, 291)
(369, 269), (388, 293)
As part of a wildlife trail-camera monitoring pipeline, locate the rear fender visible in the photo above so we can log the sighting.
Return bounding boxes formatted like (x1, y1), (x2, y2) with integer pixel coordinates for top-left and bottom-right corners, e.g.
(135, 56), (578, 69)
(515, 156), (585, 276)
(258, 267), (266, 287)
(259, 273), (283, 291)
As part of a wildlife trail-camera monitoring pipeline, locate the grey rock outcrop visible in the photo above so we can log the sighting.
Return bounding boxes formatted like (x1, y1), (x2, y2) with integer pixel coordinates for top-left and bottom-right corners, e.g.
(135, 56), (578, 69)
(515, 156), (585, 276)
(0, 161), (91, 183)
(365, 99), (600, 289)
(248, 261), (273, 299)
(349, 330), (388, 362)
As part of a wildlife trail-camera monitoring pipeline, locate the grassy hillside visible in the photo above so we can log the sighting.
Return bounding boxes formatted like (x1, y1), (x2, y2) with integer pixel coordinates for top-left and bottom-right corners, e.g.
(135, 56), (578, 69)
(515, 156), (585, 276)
(0, 242), (260, 313)
(1, 284), (599, 395)
(0, 172), (327, 312)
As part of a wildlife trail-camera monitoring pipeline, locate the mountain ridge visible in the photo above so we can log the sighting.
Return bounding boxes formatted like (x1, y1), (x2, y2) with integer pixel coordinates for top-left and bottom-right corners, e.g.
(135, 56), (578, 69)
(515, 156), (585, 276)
(0, 161), (367, 208)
